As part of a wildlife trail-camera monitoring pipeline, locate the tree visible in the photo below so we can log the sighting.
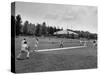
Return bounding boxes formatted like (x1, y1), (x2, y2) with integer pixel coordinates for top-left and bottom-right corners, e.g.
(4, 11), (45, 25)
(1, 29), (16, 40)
(27, 23), (36, 35)
(35, 23), (41, 36)
(23, 21), (29, 35)
(49, 26), (54, 35)
(47, 26), (50, 35)
(53, 26), (57, 32)
(56, 26), (61, 31)
(41, 22), (47, 36)
(16, 14), (22, 35)
(71, 33), (74, 39)
(30, 23), (36, 35)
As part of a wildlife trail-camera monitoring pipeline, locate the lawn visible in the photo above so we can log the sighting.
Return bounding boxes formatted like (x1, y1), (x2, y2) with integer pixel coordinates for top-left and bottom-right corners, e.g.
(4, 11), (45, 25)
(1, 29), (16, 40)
(15, 36), (97, 73)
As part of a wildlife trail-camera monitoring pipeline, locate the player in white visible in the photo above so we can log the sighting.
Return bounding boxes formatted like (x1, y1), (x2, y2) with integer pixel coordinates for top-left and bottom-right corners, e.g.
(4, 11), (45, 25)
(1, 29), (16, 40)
(80, 40), (83, 46)
(17, 39), (30, 59)
(59, 40), (64, 48)
(83, 40), (87, 46)
(80, 39), (87, 46)
(93, 40), (97, 47)
(32, 37), (39, 52)
(80, 39), (83, 46)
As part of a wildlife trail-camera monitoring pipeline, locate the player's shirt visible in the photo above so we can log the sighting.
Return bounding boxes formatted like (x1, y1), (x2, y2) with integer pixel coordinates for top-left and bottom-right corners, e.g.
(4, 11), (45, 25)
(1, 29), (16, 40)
(21, 44), (28, 51)
(80, 40), (83, 43)
(84, 41), (87, 46)
(35, 40), (38, 47)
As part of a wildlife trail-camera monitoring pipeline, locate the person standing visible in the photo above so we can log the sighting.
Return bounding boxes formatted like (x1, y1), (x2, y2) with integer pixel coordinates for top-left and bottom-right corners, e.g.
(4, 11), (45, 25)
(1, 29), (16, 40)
(59, 40), (64, 48)
(32, 37), (39, 52)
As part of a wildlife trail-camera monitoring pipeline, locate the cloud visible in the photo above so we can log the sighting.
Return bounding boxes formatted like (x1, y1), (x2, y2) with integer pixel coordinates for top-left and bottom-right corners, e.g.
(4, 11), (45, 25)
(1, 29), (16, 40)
(44, 14), (59, 20)
(60, 6), (97, 22)
(60, 8), (79, 22)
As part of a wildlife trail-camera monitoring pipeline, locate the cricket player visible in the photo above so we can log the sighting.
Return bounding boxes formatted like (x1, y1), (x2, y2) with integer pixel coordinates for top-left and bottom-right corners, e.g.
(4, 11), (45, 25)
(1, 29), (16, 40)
(17, 39), (30, 59)
(33, 37), (39, 52)
(80, 40), (83, 46)
(59, 40), (64, 48)
(21, 38), (26, 45)
(93, 40), (97, 47)
(84, 40), (87, 46)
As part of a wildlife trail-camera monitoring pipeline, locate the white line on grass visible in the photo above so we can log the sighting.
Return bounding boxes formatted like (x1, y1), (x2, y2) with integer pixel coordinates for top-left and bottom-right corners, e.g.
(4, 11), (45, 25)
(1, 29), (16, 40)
(34, 46), (86, 52)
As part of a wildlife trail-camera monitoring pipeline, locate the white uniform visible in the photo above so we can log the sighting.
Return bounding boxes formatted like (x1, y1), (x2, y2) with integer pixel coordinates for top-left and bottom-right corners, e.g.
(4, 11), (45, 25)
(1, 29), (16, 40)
(84, 41), (87, 46)
(35, 40), (38, 48)
(60, 40), (64, 48)
(80, 40), (83, 45)
(17, 40), (30, 59)
(21, 44), (28, 52)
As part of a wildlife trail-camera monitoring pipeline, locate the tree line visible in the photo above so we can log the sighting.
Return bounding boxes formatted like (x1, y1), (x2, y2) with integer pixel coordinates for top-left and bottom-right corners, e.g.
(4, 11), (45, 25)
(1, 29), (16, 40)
(11, 14), (63, 36)
(67, 29), (97, 39)
(11, 14), (97, 40)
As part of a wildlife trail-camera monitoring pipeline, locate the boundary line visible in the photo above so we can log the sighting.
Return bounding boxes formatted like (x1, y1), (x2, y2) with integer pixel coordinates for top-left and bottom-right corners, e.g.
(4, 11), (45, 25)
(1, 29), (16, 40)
(35, 46), (86, 52)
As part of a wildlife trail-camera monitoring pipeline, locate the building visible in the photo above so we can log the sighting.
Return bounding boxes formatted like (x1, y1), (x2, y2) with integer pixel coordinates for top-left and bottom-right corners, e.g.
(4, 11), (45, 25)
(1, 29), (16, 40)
(54, 29), (78, 38)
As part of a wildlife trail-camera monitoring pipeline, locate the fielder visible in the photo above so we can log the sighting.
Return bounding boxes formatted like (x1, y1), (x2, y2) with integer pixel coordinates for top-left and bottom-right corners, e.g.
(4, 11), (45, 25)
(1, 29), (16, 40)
(32, 37), (39, 52)
(59, 40), (64, 48)
(93, 40), (97, 47)
(83, 40), (87, 46)
(80, 40), (83, 46)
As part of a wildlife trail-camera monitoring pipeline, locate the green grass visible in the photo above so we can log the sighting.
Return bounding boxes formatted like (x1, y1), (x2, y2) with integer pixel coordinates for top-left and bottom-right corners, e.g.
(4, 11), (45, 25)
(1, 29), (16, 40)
(15, 36), (97, 73)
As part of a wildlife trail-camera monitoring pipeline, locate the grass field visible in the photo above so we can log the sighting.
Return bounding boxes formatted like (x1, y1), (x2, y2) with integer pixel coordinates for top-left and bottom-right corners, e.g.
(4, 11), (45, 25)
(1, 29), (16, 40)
(15, 36), (97, 73)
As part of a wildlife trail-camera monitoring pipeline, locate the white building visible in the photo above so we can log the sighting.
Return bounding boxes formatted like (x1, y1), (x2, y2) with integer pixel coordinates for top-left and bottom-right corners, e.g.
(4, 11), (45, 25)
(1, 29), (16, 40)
(54, 30), (78, 35)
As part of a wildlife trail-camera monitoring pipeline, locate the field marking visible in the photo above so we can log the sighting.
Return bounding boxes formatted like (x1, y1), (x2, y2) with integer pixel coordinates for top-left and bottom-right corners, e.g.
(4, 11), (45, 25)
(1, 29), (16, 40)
(34, 46), (86, 52)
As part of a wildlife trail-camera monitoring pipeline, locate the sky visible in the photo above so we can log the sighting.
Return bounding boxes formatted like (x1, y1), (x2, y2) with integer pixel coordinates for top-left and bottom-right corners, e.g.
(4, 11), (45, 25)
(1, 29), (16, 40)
(15, 2), (97, 33)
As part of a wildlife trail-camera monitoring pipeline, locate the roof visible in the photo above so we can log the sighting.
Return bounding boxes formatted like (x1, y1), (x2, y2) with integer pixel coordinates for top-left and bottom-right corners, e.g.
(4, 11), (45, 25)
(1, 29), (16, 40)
(54, 30), (78, 35)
